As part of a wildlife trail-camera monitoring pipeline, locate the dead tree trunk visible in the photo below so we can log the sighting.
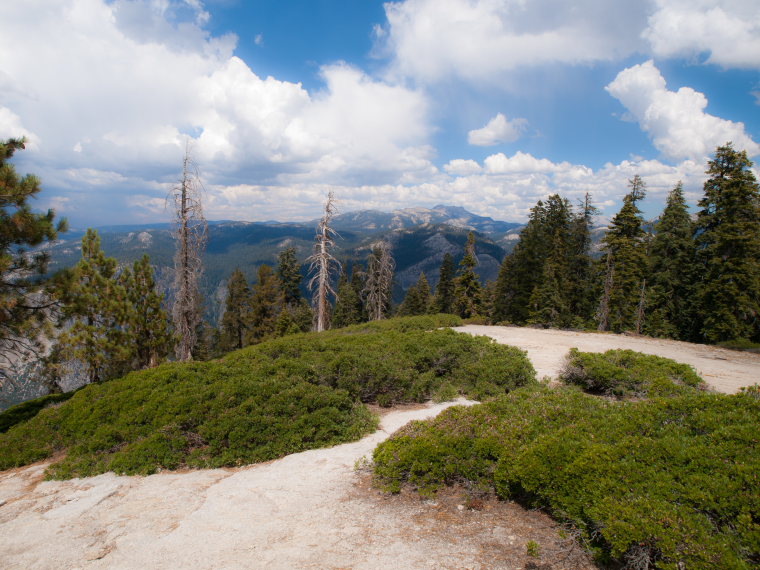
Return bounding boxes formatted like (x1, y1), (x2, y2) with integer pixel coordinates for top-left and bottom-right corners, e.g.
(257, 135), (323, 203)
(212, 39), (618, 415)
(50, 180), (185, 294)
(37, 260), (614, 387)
(307, 191), (340, 332)
(170, 142), (207, 361)
(363, 240), (395, 321)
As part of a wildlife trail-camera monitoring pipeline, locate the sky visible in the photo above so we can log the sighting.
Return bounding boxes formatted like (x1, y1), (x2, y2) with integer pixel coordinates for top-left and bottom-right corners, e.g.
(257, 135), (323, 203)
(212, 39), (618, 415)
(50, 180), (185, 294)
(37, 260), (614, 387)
(1, 0), (759, 228)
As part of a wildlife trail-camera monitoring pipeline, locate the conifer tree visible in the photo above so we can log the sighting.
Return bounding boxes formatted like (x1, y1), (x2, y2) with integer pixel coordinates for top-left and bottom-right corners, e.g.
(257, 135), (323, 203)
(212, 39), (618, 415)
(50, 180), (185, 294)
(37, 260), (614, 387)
(645, 183), (697, 339)
(219, 268), (251, 351)
(493, 200), (547, 323)
(56, 230), (132, 383)
(567, 193), (598, 324)
(528, 230), (571, 327)
(453, 232), (482, 318)
(124, 255), (173, 368)
(247, 264), (283, 343)
(596, 175), (648, 332)
(1, 138), (67, 387)
(433, 253), (455, 314)
(363, 240), (395, 321)
(694, 144), (760, 342)
(398, 272), (431, 316)
(277, 247), (302, 308)
(332, 271), (362, 327)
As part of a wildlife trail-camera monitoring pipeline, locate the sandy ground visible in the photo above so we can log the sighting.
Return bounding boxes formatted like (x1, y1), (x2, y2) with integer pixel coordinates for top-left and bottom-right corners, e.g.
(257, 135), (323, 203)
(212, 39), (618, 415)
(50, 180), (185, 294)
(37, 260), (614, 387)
(1, 326), (758, 569)
(456, 325), (760, 393)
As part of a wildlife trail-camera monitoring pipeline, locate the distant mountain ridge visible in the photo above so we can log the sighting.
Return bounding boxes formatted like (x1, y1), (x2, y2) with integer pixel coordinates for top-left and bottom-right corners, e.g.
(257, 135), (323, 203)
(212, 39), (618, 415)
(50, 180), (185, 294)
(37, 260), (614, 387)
(47, 205), (526, 322)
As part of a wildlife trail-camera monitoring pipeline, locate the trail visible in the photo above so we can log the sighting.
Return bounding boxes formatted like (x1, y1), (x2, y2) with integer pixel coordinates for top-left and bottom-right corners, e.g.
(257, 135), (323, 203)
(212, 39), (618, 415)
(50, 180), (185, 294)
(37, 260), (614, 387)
(0, 398), (592, 570)
(456, 325), (760, 393)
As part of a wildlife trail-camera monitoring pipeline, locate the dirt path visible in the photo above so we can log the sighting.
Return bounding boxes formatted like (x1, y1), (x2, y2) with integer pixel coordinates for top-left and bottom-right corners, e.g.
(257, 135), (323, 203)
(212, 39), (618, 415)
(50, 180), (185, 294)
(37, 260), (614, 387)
(0, 399), (592, 570)
(456, 325), (760, 393)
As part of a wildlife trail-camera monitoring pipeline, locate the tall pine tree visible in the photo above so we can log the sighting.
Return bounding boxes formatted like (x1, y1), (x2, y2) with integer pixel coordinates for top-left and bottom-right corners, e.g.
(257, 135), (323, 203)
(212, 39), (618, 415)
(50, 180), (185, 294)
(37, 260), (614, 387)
(645, 182), (698, 340)
(433, 253), (455, 314)
(219, 268), (251, 351)
(453, 232), (482, 318)
(694, 144), (760, 343)
(1, 138), (67, 387)
(597, 175), (648, 333)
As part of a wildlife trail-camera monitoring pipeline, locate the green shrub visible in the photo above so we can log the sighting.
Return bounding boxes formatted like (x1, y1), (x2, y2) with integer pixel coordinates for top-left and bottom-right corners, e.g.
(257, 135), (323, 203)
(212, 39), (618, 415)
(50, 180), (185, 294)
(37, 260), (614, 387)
(717, 339), (760, 354)
(0, 391), (75, 433)
(337, 314), (463, 334)
(0, 318), (534, 478)
(373, 387), (760, 569)
(560, 348), (705, 399)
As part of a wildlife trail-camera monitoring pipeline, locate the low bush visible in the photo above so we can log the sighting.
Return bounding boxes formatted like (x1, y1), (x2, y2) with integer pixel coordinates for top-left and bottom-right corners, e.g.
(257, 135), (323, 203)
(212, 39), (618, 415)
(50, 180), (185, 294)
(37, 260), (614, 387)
(560, 348), (705, 399)
(372, 387), (760, 569)
(717, 339), (760, 354)
(0, 391), (75, 433)
(225, 327), (536, 406)
(337, 313), (463, 334)
(0, 317), (534, 478)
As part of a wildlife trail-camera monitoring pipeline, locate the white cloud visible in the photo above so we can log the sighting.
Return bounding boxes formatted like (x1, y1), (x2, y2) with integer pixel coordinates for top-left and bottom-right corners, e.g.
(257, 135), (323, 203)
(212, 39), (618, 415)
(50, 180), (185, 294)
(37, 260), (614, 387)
(0, 0), (435, 223)
(468, 113), (527, 146)
(644, 0), (760, 69)
(444, 159), (481, 176)
(378, 0), (647, 83)
(606, 60), (760, 161)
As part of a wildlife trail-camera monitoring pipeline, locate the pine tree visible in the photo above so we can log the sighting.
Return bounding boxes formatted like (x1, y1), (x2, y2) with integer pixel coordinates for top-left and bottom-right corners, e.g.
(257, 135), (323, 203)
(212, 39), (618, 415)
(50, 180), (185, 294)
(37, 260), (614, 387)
(492, 200), (548, 324)
(277, 247), (302, 308)
(645, 183), (697, 339)
(528, 230), (571, 327)
(124, 255), (173, 368)
(596, 175), (648, 333)
(56, 230), (132, 383)
(332, 271), (362, 328)
(567, 193), (598, 324)
(247, 264), (283, 343)
(1, 138), (67, 387)
(453, 232), (482, 318)
(219, 268), (251, 351)
(363, 241), (395, 321)
(694, 143), (760, 343)
(433, 253), (455, 314)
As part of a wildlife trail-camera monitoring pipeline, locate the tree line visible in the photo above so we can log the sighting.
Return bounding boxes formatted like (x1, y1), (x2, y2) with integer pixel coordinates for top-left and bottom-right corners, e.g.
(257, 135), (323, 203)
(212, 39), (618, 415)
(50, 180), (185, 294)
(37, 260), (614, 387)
(2, 140), (759, 396)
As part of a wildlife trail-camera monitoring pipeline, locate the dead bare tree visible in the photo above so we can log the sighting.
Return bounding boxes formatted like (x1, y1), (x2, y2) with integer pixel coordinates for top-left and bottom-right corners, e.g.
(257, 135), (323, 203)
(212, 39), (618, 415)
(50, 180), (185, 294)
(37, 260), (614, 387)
(170, 142), (207, 361)
(307, 191), (341, 332)
(363, 240), (395, 321)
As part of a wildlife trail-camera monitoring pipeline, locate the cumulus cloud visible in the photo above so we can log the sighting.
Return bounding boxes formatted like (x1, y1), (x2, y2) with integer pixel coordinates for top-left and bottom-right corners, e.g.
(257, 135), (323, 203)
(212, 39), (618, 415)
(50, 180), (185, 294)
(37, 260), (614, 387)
(378, 0), (647, 83)
(644, 0), (760, 69)
(443, 159), (481, 176)
(0, 0), (434, 223)
(467, 113), (528, 146)
(606, 60), (760, 161)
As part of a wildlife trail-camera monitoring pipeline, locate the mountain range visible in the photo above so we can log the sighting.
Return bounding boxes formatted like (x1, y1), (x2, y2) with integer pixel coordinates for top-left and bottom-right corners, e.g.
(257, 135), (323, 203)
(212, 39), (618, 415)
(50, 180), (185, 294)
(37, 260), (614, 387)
(45, 205), (526, 323)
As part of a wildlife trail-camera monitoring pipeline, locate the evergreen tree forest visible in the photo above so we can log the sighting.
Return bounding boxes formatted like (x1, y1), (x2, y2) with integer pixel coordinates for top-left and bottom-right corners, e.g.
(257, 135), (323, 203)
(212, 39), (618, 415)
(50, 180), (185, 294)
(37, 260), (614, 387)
(2, 140), (760, 402)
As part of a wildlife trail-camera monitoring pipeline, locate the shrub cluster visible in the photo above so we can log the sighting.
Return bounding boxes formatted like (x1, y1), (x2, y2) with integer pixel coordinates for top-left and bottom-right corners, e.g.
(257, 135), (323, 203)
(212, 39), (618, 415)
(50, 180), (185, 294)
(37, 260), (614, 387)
(560, 348), (705, 398)
(0, 391), (75, 433)
(373, 386), (760, 569)
(0, 317), (535, 478)
(225, 326), (535, 406)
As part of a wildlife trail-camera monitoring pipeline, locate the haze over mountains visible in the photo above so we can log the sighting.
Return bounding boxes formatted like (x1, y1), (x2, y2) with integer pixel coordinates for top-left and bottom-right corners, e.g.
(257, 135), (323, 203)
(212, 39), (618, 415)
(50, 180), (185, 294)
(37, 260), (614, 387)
(44, 205), (524, 322)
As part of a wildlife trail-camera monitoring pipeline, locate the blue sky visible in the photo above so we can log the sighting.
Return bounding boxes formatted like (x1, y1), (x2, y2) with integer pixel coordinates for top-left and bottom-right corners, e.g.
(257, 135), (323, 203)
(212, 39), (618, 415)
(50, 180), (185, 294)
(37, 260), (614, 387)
(1, 0), (759, 227)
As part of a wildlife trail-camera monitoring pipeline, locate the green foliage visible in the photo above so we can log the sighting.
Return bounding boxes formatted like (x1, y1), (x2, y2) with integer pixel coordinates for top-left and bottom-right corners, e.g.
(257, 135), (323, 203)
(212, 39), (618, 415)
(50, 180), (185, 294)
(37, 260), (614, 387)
(397, 272), (431, 316)
(332, 270), (362, 328)
(717, 339), (760, 354)
(0, 391), (74, 433)
(246, 264), (282, 344)
(1, 137), (67, 385)
(645, 183), (698, 340)
(276, 246), (303, 308)
(597, 175), (648, 333)
(219, 268), (252, 351)
(373, 386), (760, 569)
(560, 348), (705, 399)
(0, 316), (533, 477)
(433, 253), (455, 314)
(526, 540), (541, 558)
(453, 232), (482, 318)
(695, 143), (760, 343)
